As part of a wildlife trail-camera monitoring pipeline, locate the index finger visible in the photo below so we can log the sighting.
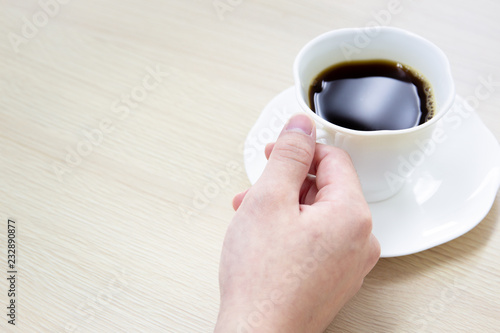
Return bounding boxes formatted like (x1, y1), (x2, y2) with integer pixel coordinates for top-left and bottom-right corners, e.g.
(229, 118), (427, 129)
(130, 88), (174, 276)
(310, 143), (365, 205)
(265, 141), (365, 205)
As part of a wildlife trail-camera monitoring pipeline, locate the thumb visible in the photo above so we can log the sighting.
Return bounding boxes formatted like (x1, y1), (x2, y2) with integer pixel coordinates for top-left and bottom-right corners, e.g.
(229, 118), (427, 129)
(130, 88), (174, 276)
(257, 114), (316, 198)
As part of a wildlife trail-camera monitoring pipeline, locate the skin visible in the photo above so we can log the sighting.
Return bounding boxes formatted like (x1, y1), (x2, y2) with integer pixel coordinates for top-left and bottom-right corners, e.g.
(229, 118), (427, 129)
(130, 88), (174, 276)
(215, 114), (381, 333)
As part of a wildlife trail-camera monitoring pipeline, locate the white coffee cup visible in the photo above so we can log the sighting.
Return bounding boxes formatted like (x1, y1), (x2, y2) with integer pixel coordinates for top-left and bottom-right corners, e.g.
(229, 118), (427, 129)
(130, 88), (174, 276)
(293, 27), (455, 202)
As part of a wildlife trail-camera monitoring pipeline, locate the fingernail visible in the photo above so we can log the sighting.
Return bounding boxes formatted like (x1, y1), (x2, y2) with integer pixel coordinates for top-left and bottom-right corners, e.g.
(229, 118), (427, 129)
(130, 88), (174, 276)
(285, 114), (314, 135)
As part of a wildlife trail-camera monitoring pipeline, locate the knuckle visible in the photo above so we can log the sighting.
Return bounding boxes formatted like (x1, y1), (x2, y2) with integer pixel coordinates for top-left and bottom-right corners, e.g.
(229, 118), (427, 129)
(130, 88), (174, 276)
(354, 205), (373, 237)
(370, 236), (381, 260)
(335, 147), (352, 161)
(272, 140), (312, 168)
(330, 147), (354, 166)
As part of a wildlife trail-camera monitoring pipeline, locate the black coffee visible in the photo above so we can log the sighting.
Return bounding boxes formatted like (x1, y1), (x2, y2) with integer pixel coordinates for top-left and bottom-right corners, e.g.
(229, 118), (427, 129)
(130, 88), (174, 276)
(308, 60), (435, 131)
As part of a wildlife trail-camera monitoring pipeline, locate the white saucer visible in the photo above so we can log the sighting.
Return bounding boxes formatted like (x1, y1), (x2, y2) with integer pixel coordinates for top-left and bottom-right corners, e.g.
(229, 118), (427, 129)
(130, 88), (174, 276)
(244, 87), (500, 257)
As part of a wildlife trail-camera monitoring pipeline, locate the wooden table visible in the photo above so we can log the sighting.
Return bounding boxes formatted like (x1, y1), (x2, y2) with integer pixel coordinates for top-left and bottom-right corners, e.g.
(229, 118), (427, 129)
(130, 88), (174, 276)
(1, 0), (499, 332)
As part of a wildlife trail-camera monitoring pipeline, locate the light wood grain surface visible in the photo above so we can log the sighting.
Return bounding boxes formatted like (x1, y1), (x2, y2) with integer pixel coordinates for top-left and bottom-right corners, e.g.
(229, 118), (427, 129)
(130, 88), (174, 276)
(1, 0), (499, 332)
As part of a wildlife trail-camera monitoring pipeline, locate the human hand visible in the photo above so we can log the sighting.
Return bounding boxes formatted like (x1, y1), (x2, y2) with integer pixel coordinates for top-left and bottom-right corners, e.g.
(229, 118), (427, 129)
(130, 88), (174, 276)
(215, 114), (380, 333)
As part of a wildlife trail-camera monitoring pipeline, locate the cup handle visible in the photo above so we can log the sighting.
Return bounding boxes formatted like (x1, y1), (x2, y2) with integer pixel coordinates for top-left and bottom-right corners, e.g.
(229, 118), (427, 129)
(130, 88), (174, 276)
(315, 125), (346, 147)
(316, 126), (331, 145)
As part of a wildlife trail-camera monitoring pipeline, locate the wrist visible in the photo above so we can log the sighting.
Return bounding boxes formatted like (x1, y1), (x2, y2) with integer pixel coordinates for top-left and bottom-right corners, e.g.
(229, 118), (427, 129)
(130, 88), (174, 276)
(214, 294), (324, 333)
(214, 298), (286, 333)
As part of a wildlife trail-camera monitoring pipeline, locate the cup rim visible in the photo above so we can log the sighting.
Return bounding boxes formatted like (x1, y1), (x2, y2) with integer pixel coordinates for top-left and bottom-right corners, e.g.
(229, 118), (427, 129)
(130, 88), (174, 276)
(293, 27), (456, 136)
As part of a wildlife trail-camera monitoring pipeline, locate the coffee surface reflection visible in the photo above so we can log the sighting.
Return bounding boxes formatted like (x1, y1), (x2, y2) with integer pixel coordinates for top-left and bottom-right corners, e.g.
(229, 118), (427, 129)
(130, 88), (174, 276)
(308, 60), (435, 131)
